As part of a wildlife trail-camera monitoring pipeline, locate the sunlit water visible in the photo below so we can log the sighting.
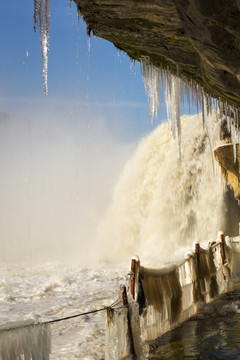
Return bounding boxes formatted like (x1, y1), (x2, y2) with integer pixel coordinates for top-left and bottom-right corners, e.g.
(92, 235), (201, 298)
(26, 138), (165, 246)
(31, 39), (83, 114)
(1, 263), (240, 359)
(0, 262), (127, 359)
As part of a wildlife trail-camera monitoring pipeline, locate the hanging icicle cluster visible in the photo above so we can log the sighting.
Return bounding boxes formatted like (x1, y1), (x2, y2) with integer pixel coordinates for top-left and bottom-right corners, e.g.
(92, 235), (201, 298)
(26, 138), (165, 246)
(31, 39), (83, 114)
(140, 61), (162, 125)
(140, 58), (240, 162)
(34, 0), (50, 95)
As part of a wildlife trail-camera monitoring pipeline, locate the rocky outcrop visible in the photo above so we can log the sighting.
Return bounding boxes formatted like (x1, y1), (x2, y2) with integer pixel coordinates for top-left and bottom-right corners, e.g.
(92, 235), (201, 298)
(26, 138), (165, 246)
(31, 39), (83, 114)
(75, 0), (240, 107)
(214, 144), (240, 199)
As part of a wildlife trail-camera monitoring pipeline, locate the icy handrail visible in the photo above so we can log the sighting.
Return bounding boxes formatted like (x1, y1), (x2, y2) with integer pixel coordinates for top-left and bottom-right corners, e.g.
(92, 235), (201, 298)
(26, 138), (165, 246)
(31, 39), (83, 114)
(0, 320), (51, 360)
(105, 233), (240, 360)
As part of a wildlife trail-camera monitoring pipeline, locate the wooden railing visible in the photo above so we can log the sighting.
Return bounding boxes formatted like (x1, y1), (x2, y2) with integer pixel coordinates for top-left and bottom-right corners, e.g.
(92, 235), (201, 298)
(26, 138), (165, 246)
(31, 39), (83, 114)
(106, 233), (240, 360)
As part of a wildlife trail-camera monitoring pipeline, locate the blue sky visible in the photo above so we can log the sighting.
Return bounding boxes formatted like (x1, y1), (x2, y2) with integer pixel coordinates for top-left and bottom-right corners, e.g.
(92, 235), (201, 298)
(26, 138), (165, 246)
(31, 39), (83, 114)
(0, 0), (198, 263)
(0, 0), (165, 142)
(0, 0), (197, 141)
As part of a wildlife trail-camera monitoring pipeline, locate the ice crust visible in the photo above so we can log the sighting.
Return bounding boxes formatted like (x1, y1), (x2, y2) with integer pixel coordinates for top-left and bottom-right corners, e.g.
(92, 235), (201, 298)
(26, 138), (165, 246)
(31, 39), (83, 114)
(0, 320), (51, 360)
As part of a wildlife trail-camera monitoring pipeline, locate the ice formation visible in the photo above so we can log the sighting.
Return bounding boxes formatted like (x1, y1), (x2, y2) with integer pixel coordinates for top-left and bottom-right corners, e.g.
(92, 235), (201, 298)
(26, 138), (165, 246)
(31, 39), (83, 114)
(34, 0), (50, 95)
(0, 320), (51, 359)
(106, 236), (240, 360)
(140, 61), (162, 125)
(140, 58), (240, 161)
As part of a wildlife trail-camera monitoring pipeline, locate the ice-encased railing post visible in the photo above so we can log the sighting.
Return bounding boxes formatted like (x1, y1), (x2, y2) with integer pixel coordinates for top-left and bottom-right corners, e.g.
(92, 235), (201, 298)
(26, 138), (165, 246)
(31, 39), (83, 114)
(127, 236), (232, 345)
(105, 288), (144, 360)
(34, 0), (50, 95)
(0, 320), (51, 360)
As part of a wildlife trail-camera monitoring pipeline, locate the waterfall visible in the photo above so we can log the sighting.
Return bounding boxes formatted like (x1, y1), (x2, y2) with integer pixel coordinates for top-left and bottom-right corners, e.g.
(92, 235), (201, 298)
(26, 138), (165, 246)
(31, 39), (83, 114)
(98, 112), (225, 266)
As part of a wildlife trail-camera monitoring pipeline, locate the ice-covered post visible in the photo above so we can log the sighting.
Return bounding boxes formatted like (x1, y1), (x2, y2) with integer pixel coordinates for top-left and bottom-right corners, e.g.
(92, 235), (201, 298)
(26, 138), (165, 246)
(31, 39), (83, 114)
(121, 286), (136, 359)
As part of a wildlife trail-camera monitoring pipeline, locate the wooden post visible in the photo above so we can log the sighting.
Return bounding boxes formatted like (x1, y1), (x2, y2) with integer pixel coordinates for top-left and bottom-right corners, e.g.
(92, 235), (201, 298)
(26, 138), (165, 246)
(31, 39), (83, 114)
(121, 286), (136, 359)
(195, 242), (200, 271)
(219, 232), (226, 264)
(130, 256), (140, 300)
(130, 258), (136, 299)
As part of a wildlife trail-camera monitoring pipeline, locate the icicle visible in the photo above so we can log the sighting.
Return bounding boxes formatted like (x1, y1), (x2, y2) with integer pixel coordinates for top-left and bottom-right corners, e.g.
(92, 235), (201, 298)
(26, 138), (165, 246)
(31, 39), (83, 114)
(203, 94), (215, 173)
(165, 73), (176, 138)
(197, 86), (202, 115)
(219, 100), (223, 122)
(130, 58), (135, 73)
(34, 0), (40, 32)
(77, 7), (81, 20)
(88, 36), (91, 53)
(206, 95), (210, 115)
(139, 58), (237, 165)
(226, 103), (231, 132)
(164, 73), (182, 159)
(236, 108), (239, 144)
(213, 98), (218, 117)
(191, 82), (195, 108)
(34, 0), (50, 95)
(231, 107), (237, 163)
(175, 77), (182, 160)
(202, 93), (205, 127)
(140, 59), (162, 124)
(186, 84), (191, 113)
(196, 91), (199, 114)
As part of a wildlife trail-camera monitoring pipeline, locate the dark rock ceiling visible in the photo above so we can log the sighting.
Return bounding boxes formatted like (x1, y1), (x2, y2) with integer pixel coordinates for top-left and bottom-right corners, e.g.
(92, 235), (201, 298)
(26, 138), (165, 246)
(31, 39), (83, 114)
(75, 0), (240, 107)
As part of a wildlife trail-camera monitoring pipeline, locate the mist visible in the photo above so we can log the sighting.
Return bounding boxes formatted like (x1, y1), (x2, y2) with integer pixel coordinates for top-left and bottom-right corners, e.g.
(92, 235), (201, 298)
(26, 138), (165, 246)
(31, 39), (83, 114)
(0, 110), (135, 265)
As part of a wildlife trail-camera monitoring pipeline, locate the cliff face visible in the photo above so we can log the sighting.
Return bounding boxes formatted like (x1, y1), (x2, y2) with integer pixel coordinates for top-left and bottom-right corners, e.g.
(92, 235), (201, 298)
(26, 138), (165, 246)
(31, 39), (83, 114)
(75, 0), (240, 107)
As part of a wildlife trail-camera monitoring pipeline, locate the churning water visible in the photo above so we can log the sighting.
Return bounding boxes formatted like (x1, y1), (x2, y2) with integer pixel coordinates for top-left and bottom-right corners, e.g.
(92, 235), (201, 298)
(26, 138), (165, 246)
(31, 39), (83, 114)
(2, 112), (240, 358)
(0, 262), (127, 359)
